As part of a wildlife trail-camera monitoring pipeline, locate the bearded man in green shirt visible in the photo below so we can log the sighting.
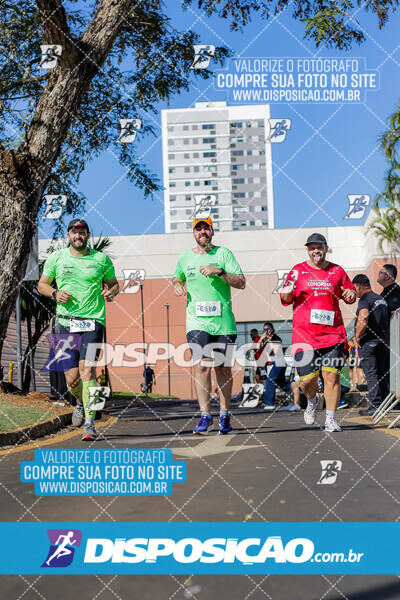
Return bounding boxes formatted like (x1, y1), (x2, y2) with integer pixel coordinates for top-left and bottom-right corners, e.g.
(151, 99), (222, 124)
(38, 219), (119, 441)
(173, 216), (245, 435)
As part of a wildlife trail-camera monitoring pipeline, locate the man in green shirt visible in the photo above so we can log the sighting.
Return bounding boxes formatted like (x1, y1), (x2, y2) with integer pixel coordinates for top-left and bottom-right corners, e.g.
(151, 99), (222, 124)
(173, 216), (245, 435)
(38, 218), (119, 441)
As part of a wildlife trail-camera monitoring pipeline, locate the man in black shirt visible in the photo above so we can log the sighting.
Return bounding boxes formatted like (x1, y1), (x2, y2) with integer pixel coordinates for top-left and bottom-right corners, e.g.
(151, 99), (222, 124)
(352, 274), (390, 415)
(378, 263), (400, 313)
(143, 365), (156, 394)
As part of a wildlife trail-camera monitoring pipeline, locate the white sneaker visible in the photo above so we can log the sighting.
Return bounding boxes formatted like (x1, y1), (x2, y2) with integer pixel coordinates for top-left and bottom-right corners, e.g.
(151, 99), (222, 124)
(325, 418), (341, 432)
(304, 400), (318, 425)
(281, 403), (301, 412)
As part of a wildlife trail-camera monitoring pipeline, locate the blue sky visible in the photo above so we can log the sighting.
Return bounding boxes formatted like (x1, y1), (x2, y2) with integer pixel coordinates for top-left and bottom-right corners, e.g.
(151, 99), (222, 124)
(39, 2), (400, 238)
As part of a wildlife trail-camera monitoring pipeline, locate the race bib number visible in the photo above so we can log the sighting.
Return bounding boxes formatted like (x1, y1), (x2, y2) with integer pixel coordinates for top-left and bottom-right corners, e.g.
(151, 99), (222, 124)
(196, 301), (221, 316)
(310, 309), (334, 326)
(70, 319), (95, 333)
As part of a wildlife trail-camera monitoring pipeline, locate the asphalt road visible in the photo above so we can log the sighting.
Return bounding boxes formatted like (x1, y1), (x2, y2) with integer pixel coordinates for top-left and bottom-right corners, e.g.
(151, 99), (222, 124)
(1, 399), (400, 600)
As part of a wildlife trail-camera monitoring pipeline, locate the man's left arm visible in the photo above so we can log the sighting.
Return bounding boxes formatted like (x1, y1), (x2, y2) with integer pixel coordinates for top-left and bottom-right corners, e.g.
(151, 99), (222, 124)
(102, 277), (120, 302)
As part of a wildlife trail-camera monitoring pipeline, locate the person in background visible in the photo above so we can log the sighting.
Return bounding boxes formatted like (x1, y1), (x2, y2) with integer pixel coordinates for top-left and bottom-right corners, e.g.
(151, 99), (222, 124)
(378, 264), (400, 314)
(280, 370), (302, 412)
(257, 322), (286, 411)
(352, 274), (390, 416)
(143, 365), (156, 394)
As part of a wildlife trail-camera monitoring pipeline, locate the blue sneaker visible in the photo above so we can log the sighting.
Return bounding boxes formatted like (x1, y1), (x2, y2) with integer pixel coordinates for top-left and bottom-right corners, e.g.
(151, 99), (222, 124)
(337, 398), (348, 409)
(193, 415), (214, 435)
(219, 413), (233, 435)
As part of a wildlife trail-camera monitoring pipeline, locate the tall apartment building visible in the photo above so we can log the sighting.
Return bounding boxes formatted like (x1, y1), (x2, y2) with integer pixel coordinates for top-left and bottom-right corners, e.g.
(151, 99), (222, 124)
(161, 101), (274, 233)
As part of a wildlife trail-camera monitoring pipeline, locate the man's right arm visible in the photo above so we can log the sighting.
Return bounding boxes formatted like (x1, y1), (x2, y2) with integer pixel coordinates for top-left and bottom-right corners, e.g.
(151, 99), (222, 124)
(38, 275), (72, 304)
(280, 268), (298, 305)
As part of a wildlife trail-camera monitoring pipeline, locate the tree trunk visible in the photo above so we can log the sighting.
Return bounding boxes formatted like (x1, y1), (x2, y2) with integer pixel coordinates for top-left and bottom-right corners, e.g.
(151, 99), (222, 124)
(0, 0), (133, 370)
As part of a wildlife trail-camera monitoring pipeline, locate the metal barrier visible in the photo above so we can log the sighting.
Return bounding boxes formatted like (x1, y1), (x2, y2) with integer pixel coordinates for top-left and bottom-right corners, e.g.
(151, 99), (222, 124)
(373, 309), (400, 427)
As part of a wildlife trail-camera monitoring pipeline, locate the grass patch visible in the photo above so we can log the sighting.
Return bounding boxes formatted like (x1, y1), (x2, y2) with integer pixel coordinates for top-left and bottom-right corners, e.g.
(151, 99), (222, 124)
(0, 393), (70, 433)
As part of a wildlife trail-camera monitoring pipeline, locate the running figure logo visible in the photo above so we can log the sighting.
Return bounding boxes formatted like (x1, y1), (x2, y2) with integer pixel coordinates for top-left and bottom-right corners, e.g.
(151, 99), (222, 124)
(40, 45), (62, 69)
(121, 269), (146, 293)
(117, 118), (142, 144)
(267, 118), (292, 143)
(43, 195), (67, 220)
(272, 269), (292, 294)
(317, 460), (343, 485)
(42, 529), (82, 568)
(190, 44), (215, 70)
(42, 333), (81, 372)
(192, 195), (216, 219)
(344, 195), (370, 219)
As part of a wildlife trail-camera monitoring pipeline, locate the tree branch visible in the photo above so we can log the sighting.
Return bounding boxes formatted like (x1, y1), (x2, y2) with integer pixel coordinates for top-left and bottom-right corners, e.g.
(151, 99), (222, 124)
(0, 73), (49, 96)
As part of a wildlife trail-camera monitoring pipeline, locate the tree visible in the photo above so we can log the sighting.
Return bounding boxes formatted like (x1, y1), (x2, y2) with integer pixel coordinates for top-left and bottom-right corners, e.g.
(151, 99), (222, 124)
(370, 98), (400, 264)
(0, 0), (398, 367)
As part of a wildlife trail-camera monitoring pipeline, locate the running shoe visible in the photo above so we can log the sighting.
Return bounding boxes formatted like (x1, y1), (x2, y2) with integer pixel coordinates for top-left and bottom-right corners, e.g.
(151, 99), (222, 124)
(263, 403), (275, 411)
(81, 421), (98, 441)
(325, 418), (341, 432)
(219, 413), (232, 435)
(281, 403), (301, 412)
(72, 402), (85, 427)
(304, 399), (318, 425)
(337, 398), (348, 409)
(193, 415), (214, 435)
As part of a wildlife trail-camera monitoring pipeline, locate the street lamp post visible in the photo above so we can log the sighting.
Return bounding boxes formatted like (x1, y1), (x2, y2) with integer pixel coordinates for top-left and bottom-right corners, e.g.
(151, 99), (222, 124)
(165, 303), (171, 396)
(140, 282), (146, 394)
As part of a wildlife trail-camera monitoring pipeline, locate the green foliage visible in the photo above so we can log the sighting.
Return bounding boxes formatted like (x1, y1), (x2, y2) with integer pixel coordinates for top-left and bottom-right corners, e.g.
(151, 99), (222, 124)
(0, 0), (398, 231)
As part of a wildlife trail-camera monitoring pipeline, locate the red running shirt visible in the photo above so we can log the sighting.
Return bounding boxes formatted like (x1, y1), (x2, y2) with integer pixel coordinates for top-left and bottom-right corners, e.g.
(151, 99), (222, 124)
(281, 261), (355, 350)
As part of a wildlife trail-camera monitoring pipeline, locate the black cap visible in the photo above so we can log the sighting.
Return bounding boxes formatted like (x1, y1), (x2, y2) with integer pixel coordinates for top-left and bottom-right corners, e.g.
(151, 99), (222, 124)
(305, 233), (327, 246)
(67, 218), (89, 231)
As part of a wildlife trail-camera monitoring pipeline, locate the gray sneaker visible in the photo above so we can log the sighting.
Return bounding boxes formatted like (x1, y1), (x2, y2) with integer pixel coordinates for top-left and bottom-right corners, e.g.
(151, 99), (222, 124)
(81, 421), (97, 441)
(72, 402), (85, 427)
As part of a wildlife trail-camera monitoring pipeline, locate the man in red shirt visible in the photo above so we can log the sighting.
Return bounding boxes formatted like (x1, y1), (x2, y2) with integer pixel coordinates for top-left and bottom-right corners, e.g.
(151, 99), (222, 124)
(280, 233), (356, 432)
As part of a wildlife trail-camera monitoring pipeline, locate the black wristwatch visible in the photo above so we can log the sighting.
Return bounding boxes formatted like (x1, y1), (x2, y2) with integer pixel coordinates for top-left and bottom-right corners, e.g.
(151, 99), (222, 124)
(52, 289), (58, 301)
(217, 268), (226, 277)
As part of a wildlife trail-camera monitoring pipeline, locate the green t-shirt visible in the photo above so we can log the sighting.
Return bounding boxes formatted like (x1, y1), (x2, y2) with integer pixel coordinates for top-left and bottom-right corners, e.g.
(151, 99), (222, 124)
(173, 246), (243, 335)
(42, 247), (116, 326)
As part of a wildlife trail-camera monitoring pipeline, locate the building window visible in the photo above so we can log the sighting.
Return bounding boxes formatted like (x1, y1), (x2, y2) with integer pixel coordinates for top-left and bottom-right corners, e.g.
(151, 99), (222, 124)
(183, 125), (189, 131)
(258, 121), (264, 127)
(203, 137), (216, 144)
(185, 195), (191, 201)
(170, 195), (176, 201)
(171, 223), (177, 230)
(250, 220), (255, 226)
(170, 210), (177, 216)
(262, 206), (268, 211)
(232, 150), (244, 156)
(247, 150), (253, 156)
(168, 126), (174, 132)
(193, 153), (199, 158)
(192, 125), (198, 130)
(193, 138), (199, 144)
(168, 154), (175, 159)
(233, 193), (246, 198)
(185, 181), (190, 187)
(170, 182), (176, 188)
(194, 181), (200, 186)
(204, 152), (216, 158)
(183, 139), (189, 145)
(186, 209), (192, 215)
(233, 178), (245, 184)
(169, 167), (176, 174)
(168, 139), (174, 145)
(231, 122), (243, 128)
(194, 166), (200, 173)
(184, 167), (190, 173)
(202, 124), (216, 129)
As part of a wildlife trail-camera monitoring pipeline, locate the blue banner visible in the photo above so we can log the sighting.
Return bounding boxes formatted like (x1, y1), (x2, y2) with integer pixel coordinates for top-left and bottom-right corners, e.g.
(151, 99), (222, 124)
(0, 522), (398, 574)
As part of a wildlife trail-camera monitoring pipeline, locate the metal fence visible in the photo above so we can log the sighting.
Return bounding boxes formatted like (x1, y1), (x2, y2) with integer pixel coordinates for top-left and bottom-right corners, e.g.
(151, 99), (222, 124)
(389, 309), (400, 397)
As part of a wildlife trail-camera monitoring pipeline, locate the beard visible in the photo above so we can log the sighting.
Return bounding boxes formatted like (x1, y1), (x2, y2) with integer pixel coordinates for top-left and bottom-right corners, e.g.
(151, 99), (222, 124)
(70, 237), (87, 249)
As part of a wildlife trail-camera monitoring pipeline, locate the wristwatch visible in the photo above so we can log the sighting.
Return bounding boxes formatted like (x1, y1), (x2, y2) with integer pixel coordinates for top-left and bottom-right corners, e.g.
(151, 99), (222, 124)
(217, 268), (226, 277)
(52, 290), (58, 301)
